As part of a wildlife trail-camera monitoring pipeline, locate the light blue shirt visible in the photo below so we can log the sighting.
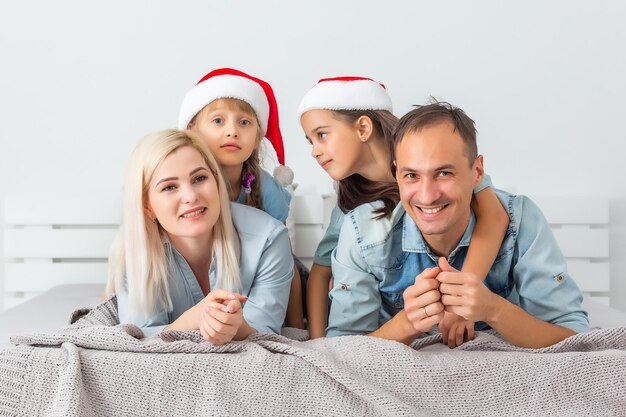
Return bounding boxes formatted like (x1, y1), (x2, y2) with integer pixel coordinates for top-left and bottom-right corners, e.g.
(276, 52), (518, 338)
(237, 169), (292, 223)
(117, 203), (295, 337)
(313, 175), (494, 267)
(327, 189), (589, 337)
(313, 205), (345, 267)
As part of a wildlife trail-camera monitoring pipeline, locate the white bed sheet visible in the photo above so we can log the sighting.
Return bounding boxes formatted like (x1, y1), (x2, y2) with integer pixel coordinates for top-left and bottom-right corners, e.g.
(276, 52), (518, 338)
(583, 297), (626, 329)
(0, 284), (104, 348)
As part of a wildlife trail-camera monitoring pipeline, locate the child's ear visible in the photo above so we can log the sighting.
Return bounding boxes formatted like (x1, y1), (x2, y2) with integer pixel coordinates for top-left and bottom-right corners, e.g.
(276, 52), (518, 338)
(356, 115), (373, 142)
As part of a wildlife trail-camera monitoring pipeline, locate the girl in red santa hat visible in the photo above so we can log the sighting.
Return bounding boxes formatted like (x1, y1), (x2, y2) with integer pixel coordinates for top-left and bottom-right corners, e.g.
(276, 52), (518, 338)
(298, 77), (510, 344)
(179, 68), (305, 329)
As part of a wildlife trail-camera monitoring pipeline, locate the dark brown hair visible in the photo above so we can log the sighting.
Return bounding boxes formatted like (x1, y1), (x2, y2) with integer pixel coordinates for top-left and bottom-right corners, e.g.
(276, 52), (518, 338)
(332, 110), (400, 219)
(391, 100), (478, 176)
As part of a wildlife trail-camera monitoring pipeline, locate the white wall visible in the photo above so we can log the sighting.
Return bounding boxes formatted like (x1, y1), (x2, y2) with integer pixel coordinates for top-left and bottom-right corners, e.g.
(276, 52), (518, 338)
(1, 1), (625, 310)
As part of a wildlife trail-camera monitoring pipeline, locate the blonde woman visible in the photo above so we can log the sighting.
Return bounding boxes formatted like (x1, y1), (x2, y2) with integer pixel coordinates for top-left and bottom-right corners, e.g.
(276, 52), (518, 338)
(107, 129), (294, 344)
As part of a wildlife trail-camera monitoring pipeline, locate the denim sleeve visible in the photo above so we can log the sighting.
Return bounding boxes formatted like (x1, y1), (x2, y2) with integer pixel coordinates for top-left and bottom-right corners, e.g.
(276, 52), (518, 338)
(259, 170), (292, 223)
(327, 212), (382, 337)
(512, 196), (590, 333)
(243, 224), (295, 334)
(313, 205), (345, 267)
(116, 289), (168, 337)
(474, 174), (492, 194)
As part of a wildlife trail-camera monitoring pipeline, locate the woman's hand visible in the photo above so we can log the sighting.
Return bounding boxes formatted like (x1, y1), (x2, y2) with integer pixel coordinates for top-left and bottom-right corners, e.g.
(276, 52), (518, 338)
(198, 289), (247, 311)
(165, 290), (248, 333)
(199, 297), (244, 345)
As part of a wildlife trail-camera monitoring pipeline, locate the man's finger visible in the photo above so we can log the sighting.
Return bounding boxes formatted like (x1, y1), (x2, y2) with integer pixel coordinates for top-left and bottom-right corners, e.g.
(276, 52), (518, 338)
(440, 294), (463, 307)
(436, 272), (467, 285)
(443, 305), (468, 320)
(405, 289), (441, 314)
(438, 257), (459, 273)
(414, 266), (440, 284)
(439, 281), (464, 296)
(404, 278), (440, 299)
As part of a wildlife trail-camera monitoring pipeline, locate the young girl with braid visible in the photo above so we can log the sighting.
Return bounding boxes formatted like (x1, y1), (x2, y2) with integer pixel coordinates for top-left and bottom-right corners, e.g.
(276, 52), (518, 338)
(179, 68), (305, 328)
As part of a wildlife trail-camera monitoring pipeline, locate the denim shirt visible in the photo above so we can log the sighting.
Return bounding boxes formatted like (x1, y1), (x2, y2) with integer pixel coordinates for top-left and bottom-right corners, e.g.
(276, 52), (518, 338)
(314, 175), (494, 267)
(327, 189), (589, 337)
(236, 169), (292, 223)
(117, 203), (295, 336)
(313, 205), (345, 267)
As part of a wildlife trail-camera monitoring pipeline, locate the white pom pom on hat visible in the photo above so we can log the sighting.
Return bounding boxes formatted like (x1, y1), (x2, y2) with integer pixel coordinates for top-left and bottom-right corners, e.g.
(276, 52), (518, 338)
(273, 165), (294, 187)
(178, 68), (286, 165)
(297, 76), (393, 119)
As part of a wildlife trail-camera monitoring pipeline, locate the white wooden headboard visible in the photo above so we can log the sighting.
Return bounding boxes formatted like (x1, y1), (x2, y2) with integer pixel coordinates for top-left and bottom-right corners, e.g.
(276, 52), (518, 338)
(1, 194), (610, 310)
(2, 196), (120, 309)
(529, 195), (610, 305)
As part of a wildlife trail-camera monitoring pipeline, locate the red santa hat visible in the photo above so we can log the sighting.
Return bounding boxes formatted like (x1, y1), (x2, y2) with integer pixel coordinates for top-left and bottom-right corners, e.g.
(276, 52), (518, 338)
(297, 76), (393, 118)
(178, 68), (285, 165)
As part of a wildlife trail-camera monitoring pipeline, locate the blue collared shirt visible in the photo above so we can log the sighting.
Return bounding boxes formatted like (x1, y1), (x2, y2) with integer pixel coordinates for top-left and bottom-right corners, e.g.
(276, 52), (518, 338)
(236, 169), (292, 223)
(327, 189), (589, 337)
(117, 203), (295, 336)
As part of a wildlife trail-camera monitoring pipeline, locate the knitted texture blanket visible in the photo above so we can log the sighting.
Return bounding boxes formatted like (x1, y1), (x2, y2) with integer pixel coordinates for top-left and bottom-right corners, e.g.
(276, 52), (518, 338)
(1, 297), (625, 417)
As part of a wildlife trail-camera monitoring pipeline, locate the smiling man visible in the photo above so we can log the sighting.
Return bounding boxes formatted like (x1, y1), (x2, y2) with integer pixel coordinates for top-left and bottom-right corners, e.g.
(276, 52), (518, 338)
(326, 101), (589, 348)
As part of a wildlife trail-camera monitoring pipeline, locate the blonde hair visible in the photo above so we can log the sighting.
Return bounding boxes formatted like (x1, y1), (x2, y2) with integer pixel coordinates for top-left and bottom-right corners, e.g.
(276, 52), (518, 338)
(189, 98), (264, 211)
(106, 129), (241, 319)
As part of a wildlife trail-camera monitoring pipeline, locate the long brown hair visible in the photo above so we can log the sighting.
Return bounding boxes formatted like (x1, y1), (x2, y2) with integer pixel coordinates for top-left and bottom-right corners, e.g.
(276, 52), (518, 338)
(333, 109), (400, 220)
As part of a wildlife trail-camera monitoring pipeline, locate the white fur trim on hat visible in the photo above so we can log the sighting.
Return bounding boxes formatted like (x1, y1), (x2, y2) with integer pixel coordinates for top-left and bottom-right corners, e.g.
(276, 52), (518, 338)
(297, 78), (393, 119)
(178, 74), (269, 132)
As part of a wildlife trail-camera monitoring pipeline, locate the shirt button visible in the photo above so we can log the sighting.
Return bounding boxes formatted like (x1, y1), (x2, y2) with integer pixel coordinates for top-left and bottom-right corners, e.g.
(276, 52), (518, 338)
(556, 274), (565, 283)
(394, 302), (402, 308)
(340, 284), (348, 290)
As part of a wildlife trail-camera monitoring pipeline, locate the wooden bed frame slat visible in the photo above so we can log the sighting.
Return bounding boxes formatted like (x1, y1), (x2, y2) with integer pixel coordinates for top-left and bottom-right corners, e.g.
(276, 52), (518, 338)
(4, 229), (118, 258)
(5, 263), (108, 292)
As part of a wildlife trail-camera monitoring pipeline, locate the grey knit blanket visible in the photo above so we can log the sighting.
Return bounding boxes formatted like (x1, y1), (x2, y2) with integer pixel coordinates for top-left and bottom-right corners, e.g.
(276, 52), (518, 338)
(1, 298), (625, 417)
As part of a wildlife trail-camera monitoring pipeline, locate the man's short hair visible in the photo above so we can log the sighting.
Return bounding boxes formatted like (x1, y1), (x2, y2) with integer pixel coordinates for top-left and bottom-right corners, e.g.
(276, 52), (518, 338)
(392, 100), (478, 168)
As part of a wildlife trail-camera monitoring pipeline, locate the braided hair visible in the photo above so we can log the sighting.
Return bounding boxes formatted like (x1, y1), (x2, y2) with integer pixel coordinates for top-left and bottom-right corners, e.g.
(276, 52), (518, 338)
(241, 146), (263, 211)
